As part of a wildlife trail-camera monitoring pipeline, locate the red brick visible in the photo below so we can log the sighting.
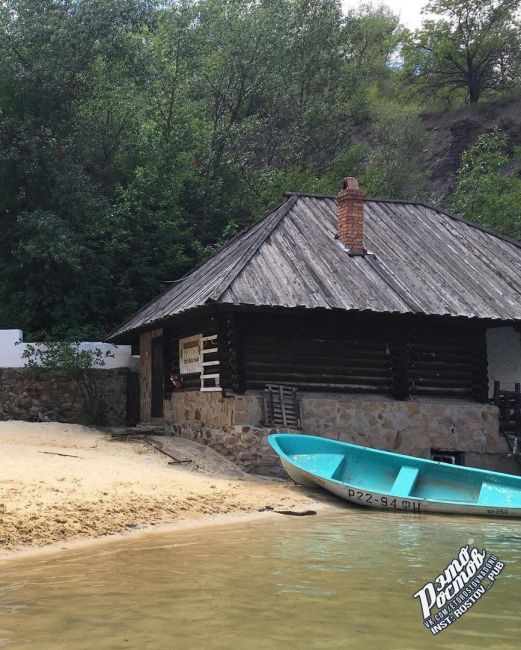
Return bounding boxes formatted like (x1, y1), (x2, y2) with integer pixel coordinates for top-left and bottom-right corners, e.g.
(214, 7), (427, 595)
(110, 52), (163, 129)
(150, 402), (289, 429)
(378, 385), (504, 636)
(337, 178), (366, 254)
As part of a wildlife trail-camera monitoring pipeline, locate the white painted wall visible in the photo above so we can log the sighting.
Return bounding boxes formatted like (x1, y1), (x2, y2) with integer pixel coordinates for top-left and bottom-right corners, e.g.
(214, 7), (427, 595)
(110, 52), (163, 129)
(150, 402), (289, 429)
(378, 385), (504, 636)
(487, 327), (521, 395)
(0, 329), (139, 370)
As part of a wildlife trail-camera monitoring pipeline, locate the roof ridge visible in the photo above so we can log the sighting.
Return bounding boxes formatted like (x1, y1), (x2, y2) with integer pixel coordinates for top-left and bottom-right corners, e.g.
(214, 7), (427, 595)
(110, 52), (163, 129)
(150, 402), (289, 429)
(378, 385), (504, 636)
(285, 192), (521, 249)
(208, 195), (298, 303)
(284, 191), (431, 203)
(285, 190), (445, 205)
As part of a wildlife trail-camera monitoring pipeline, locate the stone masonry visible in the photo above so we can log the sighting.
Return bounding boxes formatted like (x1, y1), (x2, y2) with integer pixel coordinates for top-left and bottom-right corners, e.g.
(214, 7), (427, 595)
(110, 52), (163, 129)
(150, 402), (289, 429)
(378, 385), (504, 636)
(0, 368), (129, 425)
(159, 389), (515, 476)
(162, 391), (282, 475)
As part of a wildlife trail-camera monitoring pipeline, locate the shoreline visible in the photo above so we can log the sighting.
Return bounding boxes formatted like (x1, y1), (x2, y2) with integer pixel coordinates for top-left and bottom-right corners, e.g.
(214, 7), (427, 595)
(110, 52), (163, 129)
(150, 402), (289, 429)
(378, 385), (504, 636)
(0, 504), (337, 563)
(0, 421), (334, 561)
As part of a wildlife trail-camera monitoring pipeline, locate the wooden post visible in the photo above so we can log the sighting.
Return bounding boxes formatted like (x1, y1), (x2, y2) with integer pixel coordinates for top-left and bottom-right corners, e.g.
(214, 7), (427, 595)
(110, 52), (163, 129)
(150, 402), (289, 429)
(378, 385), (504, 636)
(471, 326), (489, 403)
(389, 319), (410, 400)
(162, 326), (173, 396)
(218, 311), (245, 394)
(493, 380), (501, 405)
(515, 383), (521, 434)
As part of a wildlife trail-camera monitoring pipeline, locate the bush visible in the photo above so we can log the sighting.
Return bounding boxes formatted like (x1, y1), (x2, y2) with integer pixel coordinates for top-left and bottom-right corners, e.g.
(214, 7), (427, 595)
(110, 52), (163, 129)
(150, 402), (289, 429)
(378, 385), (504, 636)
(22, 340), (114, 425)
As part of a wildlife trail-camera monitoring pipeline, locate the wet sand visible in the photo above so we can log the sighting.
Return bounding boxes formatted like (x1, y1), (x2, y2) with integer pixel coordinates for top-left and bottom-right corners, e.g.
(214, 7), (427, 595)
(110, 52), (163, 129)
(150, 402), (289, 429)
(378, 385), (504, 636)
(0, 422), (327, 559)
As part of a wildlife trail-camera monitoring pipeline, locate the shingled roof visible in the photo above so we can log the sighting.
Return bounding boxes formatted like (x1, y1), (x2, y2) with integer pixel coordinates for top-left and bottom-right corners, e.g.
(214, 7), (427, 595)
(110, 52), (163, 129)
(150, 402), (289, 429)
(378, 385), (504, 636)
(107, 194), (521, 343)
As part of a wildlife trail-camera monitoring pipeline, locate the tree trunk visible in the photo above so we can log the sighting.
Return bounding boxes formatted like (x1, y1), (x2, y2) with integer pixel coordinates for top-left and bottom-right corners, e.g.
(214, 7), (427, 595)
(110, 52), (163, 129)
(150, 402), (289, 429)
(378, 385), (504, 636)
(468, 75), (480, 104)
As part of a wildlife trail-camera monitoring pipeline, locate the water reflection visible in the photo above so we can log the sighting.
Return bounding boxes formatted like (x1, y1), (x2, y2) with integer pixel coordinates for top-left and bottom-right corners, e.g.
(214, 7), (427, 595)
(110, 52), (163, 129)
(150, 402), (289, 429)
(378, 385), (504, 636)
(0, 510), (520, 649)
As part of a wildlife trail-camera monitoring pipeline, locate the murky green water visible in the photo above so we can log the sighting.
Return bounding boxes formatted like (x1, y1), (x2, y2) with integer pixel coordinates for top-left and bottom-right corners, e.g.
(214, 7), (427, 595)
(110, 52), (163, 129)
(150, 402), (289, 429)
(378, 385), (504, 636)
(0, 509), (520, 649)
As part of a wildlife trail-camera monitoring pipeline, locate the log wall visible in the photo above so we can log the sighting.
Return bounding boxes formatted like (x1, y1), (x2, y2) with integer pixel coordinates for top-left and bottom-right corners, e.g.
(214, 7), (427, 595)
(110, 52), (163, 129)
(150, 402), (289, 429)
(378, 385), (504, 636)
(235, 311), (488, 402)
(239, 311), (392, 394)
(159, 308), (489, 403)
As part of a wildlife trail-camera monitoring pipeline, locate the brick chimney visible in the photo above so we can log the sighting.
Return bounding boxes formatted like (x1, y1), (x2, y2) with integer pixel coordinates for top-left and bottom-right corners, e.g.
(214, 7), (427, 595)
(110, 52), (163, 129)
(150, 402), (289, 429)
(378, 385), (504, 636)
(337, 176), (366, 255)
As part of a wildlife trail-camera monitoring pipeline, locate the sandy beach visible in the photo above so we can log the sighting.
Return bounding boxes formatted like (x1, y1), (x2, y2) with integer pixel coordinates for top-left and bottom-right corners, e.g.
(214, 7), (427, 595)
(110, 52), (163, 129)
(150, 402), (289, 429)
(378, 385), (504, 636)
(0, 421), (328, 558)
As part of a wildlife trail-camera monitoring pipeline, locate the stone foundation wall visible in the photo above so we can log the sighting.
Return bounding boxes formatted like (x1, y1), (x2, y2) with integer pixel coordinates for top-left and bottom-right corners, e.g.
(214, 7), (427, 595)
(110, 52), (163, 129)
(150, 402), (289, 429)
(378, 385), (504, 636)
(164, 421), (283, 476)
(160, 390), (516, 475)
(0, 368), (129, 425)
(162, 391), (281, 474)
(164, 390), (235, 428)
(300, 395), (501, 456)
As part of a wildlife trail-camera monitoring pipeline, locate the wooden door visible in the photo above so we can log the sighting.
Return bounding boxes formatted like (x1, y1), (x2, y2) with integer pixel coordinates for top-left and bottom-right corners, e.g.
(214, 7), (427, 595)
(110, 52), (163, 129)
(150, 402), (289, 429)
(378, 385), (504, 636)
(126, 371), (140, 425)
(151, 337), (164, 418)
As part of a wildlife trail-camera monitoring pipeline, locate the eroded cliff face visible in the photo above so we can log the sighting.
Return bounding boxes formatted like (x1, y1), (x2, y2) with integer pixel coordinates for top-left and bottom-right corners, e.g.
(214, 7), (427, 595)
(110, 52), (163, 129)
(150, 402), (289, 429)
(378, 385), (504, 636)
(348, 96), (521, 203)
(421, 96), (521, 201)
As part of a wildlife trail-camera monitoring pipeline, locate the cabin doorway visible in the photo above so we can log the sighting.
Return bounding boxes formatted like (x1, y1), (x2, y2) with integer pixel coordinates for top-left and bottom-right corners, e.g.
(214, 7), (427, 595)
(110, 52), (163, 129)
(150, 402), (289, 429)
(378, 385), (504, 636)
(151, 336), (164, 418)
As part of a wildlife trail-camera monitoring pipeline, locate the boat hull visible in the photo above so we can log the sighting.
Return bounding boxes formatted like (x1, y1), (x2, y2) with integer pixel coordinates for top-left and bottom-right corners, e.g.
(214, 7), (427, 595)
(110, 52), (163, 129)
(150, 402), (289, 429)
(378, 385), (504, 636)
(271, 435), (521, 518)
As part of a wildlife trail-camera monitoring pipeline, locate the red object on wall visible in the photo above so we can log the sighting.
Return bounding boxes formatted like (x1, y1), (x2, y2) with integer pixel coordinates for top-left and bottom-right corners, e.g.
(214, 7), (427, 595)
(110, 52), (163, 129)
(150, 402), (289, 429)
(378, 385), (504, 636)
(170, 373), (183, 390)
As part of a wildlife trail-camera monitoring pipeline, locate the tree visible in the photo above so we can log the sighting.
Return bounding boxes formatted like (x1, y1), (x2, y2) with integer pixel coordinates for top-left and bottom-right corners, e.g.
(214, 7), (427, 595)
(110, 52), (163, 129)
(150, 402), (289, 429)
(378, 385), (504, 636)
(228, 0), (348, 216)
(0, 0), (159, 338)
(342, 2), (402, 119)
(0, 0), (439, 340)
(404, 0), (521, 104)
(362, 104), (428, 200)
(184, 0), (280, 237)
(447, 130), (521, 239)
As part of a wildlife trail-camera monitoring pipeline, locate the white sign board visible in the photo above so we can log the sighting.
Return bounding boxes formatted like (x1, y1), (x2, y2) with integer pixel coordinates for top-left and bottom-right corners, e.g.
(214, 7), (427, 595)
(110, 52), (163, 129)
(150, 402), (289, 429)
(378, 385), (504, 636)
(179, 334), (202, 374)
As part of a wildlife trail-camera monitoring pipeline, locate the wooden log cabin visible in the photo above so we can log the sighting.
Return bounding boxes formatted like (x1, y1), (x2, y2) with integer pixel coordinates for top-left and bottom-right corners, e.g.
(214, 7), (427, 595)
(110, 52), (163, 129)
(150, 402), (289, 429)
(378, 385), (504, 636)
(107, 178), (521, 474)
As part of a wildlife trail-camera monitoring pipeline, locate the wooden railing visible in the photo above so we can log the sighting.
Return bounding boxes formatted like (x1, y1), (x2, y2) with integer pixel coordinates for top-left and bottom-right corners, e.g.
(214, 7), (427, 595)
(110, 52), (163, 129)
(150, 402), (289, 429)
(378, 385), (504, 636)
(493, 381), (521, 465)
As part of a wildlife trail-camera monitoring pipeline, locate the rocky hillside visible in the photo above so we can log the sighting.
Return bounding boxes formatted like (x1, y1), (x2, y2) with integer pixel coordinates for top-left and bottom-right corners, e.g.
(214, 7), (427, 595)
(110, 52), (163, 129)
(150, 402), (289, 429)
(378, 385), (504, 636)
(421, 96), (521, 201)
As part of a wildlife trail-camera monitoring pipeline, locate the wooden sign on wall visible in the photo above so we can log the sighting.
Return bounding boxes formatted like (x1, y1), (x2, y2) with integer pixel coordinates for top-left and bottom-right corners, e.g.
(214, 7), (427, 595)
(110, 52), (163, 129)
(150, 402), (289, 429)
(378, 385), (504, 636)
(179, 334), (202, 374)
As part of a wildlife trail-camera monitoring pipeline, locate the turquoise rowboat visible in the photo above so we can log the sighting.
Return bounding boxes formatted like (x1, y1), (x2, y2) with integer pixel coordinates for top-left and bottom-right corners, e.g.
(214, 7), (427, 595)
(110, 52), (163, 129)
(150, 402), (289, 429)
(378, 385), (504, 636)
(268, 433), (521, 517)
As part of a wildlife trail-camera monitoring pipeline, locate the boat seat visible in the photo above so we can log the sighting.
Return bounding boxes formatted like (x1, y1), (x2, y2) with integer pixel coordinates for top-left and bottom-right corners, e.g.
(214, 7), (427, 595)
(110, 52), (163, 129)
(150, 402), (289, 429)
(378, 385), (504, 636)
(389, 465), (419, 497)
(477, 481), (508, 506)
(296, 453), (346, 479)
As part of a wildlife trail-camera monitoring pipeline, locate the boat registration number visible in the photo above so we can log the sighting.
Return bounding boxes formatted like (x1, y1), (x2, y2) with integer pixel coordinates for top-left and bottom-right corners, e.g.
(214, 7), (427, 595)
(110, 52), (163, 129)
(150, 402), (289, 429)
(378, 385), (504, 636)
(347, 489), (421, 511)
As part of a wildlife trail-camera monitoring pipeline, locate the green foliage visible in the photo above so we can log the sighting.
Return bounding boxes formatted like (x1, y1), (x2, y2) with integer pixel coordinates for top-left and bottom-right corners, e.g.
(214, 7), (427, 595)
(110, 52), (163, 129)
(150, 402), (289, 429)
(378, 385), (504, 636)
(22, 338), (114, 424)
(343, 2), (403, 119)
(448, 130), (521, 239)
(22, 339), (113, 378)
(362, 104), (428, 199)
(0, 0), (519, 340)
(404, 0), (521, 104)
